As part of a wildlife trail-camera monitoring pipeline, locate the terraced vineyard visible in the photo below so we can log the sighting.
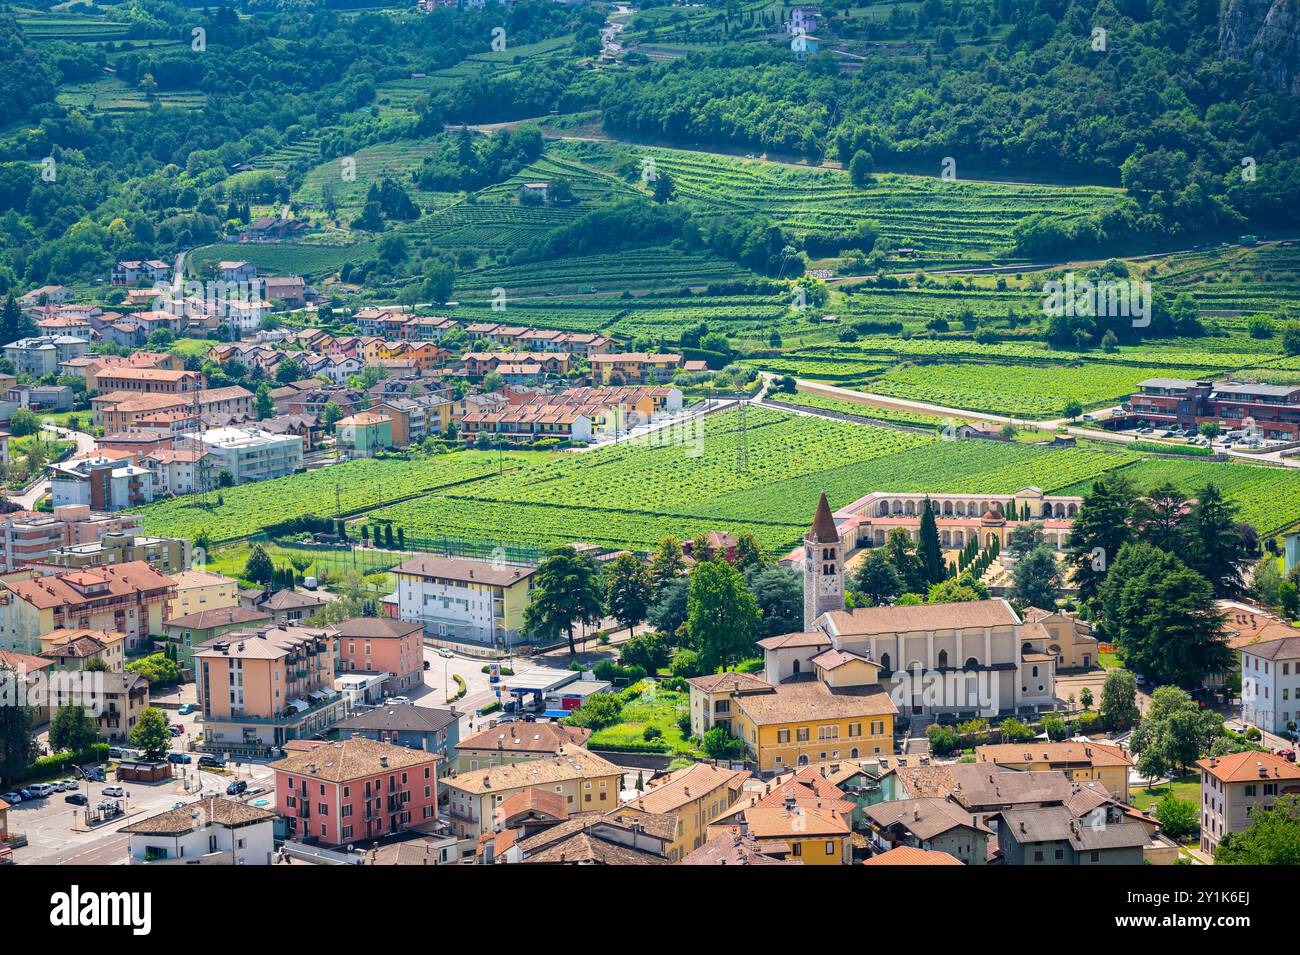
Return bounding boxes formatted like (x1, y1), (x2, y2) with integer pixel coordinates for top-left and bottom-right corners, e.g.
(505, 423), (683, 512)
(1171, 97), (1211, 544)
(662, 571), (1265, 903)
(400, 203), (585, 250)
(448, 292), (794, 341)
(297, 139), (463, 213)
(539, 139), (1130, 260)
(454, 247), (758, 295)
(189, 240), (374, 281)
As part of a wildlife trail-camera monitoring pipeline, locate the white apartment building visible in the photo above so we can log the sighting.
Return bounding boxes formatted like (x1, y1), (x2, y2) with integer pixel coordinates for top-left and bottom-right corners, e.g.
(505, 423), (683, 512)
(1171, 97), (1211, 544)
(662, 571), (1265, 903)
(1241, 634), (1300, 735)
(186, 427), (303, 484)
(4, 335), (89, 377)
(392, 555), (536, 647)
(49, 455), (154, 511)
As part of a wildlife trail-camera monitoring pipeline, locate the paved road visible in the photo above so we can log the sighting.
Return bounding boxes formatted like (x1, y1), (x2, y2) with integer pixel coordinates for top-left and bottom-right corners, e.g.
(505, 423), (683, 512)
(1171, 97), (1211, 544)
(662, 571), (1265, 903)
(6, 424), (98, 509)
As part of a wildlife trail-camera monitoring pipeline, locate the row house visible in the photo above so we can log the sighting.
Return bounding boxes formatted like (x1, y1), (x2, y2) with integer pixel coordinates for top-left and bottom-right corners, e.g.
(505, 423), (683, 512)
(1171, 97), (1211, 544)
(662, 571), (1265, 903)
(589, 352), (683, 385)
(0, 505), (143, 573)
(91, 386), (253, 430)
(0, 560), (175, 653)
(354, 307), (417, 339)
(3, 335), (89, 377)
(462, 351), (572, 378)
(460, 404), (595, 444)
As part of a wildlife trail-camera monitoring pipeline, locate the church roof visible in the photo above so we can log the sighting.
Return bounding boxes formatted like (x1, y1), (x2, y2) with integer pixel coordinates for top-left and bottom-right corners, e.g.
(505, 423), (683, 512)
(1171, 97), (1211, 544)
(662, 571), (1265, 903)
(808, 492), (839, 543)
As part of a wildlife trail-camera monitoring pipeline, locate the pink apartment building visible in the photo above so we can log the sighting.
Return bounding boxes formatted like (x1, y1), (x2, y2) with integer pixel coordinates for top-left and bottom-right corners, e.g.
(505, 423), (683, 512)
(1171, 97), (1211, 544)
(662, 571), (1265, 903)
(270, 736), (441, 845)
(332, 616), (424, 695)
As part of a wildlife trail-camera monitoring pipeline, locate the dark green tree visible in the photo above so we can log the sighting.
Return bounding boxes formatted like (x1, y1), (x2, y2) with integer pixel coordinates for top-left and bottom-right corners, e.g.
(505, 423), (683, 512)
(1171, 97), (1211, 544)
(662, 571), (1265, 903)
(917, 498), (943, 586)
(523, 545), (606, 654)
(1067, 471), (1136, 610)
(686, 559), (761, 672)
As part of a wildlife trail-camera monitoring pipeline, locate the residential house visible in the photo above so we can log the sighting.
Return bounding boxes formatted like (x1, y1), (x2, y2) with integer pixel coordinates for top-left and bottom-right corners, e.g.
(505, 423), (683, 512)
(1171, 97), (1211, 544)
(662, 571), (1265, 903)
(861, 845), (961, 866)
(4, 335), (89, 377)
(454, 721), (591, 772)
(121, 797), (276, 865)
(0, 648), (55, 725)
(49, 455), (154, 511)
(1240, 632), (1300, 736)
(38, 628), (128, 671)
(863, 797), (991, 865)
(48, 671), (150, 742)
(995, 806), (1149, 865)
(335, 410), (393, 457)
(511, 809), (674, 865)
(1197, 751), (1300, 857)
(164, 606), (272, 670)
(588, 352), (682, 385)
(685, 670), (773, 738)
(331, 705), (460, 763)
(619, 762), (749, 862)
(680, 832), (800, 865)
(187, 427), (303, 484)
(975, 741), (1134, 802)
(167, 569), (240, 619)
(443, 746), (623, 839)
(258, 588), (327, 626)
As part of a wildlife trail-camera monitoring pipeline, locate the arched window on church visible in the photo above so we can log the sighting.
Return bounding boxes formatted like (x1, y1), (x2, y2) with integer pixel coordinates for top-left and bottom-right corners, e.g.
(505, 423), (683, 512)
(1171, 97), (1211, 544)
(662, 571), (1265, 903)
(965, 657), (979, 669)
(937, 650), (948, 668)
(880, 653), (891, 671)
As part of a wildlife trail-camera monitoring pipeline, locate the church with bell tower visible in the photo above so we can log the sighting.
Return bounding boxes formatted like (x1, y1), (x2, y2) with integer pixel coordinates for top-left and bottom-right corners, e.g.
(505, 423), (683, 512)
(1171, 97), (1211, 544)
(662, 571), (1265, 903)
(803, 491), (845, 630)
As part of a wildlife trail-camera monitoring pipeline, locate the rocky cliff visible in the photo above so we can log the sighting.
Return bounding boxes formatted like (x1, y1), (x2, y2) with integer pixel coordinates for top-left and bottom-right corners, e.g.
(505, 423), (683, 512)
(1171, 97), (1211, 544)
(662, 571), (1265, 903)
(1220, 0), (1300, 92)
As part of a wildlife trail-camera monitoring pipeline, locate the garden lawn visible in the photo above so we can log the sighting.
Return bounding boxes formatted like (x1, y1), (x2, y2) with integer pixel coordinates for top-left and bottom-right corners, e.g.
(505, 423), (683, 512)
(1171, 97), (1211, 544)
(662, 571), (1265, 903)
(1128, 771), (1202, 812)
(586, 684), (700, 756)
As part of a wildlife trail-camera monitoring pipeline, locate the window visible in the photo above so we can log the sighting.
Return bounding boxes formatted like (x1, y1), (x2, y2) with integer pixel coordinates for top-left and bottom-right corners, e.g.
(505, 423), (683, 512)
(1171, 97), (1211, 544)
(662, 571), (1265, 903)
(791, 843), (802, 857)
(825, 841), (835, 855)
(848, 722), (861, 738)
(1033, 850), (1043, 862)
(818, 724), (839, 741)
(777, 729), (790, 744)
(1054, 848), (1063, 860)
(1090, 851), (1100, 863)
(796, 727), (809, 742)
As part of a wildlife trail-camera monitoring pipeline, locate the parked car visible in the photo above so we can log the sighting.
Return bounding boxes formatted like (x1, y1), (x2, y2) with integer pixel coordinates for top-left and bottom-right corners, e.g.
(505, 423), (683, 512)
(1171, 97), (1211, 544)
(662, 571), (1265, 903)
(167, 752), (192, 765)
(27, 783), (54, 798)
(64, 793), (88, 806)
(178, 704), (196, 716)
(17, 789), (34, 801)
(225, 780), (247, 796)
(102, 785), (124, 798)
(108, 747), (124, 760)
(169, 724), (184, 736)
(198, 755), (225, 769)
(1, 792), (21, 804)
(437, 648), (454, 659)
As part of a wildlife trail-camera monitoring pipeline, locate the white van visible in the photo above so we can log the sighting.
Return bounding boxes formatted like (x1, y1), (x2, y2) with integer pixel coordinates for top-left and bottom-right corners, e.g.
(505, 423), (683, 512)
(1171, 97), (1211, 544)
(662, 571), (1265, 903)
(28, 783), (55, 798)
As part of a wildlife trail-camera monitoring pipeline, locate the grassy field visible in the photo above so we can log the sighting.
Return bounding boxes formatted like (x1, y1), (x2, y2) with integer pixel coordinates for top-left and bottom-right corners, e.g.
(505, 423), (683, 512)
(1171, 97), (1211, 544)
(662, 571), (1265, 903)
(586, 683), (698, 755)
(1129, 771), (1201, 812)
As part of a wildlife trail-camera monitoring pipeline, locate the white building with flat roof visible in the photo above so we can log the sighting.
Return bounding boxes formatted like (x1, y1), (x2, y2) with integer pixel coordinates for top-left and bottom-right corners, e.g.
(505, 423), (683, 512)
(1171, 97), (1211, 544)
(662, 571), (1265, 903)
(187, 427), (303, 485)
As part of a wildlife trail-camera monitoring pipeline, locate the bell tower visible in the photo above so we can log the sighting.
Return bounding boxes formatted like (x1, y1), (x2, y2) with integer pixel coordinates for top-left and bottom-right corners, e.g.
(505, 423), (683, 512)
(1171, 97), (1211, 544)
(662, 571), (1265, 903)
(803, 491), (845, 630)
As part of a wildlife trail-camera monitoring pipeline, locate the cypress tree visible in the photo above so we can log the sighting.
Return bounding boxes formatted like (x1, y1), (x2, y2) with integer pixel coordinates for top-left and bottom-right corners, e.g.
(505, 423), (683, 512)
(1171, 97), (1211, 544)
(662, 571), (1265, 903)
(917, 498), (943, 585)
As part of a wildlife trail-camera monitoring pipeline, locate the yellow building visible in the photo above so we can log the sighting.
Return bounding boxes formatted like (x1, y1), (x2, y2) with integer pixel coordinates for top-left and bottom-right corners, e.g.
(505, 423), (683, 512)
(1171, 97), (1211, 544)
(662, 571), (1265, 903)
(738, 803), (852, 864)
(443, 746), (624, 839)
(167, 569), (240, 619)
(732, 679), (897, 772)
(39, 628), (128, 671)
(975, 741), (1133, 801)
(1020, 607), (1100, 670)
(588, 352), (682, 385)
(620, 762), (749, 862)
(685, 670), (771, 738)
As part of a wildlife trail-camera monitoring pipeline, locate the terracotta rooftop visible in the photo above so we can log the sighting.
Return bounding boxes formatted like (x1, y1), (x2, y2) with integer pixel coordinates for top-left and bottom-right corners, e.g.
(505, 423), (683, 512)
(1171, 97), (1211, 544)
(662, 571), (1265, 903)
(861, 845), (962, 866)
(120, 796), (274, 836)
(1197, 751), (1300, 784)
(269, 736), (440, 782)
